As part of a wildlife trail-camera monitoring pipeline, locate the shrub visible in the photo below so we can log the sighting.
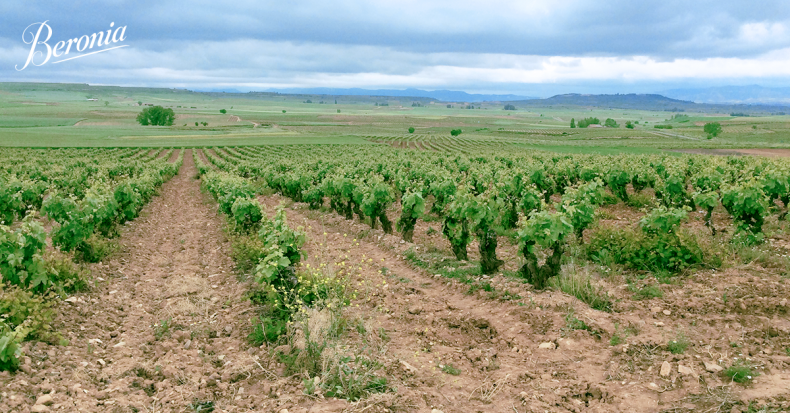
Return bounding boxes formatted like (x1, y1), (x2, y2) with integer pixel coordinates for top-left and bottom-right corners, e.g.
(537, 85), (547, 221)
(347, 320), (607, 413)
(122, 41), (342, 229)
(397, 191), (425, 242)
(0, 285), (56, 342)
(517, 210), (572, 289)
(503, 104), (516, 110)
(450, 129), (462, 136)
(587, 209), (718, 275)
(219, 109), (226, 114)
(408, 127), (415, 133)
(230, 197), (263, 232)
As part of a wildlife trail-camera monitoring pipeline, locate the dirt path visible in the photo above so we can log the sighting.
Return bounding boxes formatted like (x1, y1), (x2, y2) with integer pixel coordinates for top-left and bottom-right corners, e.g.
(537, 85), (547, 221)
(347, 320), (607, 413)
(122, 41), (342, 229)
(668, 148), (790, 157)
(2, 150), (264, 413)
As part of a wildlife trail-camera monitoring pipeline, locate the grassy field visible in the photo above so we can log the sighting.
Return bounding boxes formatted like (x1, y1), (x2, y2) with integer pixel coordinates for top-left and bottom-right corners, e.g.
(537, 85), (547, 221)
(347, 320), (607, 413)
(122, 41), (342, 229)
(2, 82), (790, 151)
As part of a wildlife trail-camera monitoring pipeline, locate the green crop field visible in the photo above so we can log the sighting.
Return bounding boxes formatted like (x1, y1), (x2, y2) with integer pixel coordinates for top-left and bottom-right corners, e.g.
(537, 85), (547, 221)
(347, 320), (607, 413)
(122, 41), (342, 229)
(2, 82), (790, 152)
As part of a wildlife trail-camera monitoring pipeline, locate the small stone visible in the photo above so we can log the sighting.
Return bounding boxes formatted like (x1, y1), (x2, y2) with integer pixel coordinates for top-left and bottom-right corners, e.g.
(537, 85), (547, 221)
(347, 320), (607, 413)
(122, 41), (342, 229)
(112, 341), (125, 348)
(678, 364), (697, 378)
(780, 298), (787, 307)
(648, 382), (659, 390)
(704, 361), (723, 373)
(400, 360), (417, 373)
(31, 405), (50, 413)
(660, 361), (671, 377)
(650, 307), (662, 313)
(539, 342), (556, 350)
(97, 359), (106, 366)
(407, 306), (423, 315)
(654, 322), (665, 327)
(662, 310), (671, 315)
(224, 325), (233, 334)
(183, 339), (192, 350)
(431, 410), (445, 413)
(64, 297), (78, 304)
(278, 409), (289, 413)
(35, 394), (54, 406)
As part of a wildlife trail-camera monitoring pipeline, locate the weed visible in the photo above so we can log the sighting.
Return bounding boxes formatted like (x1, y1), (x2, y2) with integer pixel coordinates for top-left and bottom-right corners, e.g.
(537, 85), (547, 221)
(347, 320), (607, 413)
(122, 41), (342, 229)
(550, 269), (613, 312)
(667, 332), (690, 354)
(378, 328), (389, 342)
(630, 284), (663, 300)
(724, 360), (759, 384)
(441, 363), (461, 375)
(610, 324), (625, 346)
(154, 318), (172, 340)
(188, 399), (215, 412)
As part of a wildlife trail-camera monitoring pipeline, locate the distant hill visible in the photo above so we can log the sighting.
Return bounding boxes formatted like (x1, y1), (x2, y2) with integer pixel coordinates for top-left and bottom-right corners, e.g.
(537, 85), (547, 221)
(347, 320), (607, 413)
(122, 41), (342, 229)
(264, 87), (536, 102)
(506, 93), (789, 114)
(660, 85), (790, 105)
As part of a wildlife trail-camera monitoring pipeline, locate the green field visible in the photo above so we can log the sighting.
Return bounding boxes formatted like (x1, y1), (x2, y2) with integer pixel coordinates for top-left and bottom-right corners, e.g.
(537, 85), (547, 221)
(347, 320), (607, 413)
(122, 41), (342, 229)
(2, 82), (790, 152)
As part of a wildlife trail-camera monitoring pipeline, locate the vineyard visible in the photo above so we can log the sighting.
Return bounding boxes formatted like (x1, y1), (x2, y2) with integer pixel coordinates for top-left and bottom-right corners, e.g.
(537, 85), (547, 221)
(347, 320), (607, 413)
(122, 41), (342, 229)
(1, 145), (789, 412)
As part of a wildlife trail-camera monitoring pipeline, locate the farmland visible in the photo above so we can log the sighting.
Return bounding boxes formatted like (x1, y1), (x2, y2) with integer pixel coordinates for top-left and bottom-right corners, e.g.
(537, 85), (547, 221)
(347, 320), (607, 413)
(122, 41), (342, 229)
(0, 83), (790, 413)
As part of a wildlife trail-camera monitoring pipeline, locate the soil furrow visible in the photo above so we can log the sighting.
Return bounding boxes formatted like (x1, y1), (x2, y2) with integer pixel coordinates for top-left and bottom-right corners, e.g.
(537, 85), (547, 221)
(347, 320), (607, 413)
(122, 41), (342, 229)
(4, 150), (263, 413)
(258, 194), (643, 412)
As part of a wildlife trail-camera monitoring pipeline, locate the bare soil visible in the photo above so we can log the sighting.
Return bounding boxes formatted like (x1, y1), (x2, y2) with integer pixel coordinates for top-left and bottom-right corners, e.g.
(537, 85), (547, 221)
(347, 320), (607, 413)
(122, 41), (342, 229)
(254, 194), (790, 413)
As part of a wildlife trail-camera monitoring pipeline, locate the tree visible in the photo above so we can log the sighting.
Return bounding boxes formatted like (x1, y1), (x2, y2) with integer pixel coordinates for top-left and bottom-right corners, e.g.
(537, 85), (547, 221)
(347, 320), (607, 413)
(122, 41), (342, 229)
(305, 99), (312, 103)
(604, 118), (619, 128)
(408, 127), (415, 133)
(282, 110), (286, 113)
(220, 109), (227, 114)
(195, 122), (198, 126)
(504, 104), (516, 110)
(137, 101), (142, 106)
(136, 106), (175, 126)
(704, 122), (722, 138)
(625, 121), (634, 129)
(450, 129), (462, 136)
(104, 101), (109, 107)
(446, 104), (452, 108)
(570, 118), (576, 128)
(577, 117), (600, 128)
(201, 122), (208, 127)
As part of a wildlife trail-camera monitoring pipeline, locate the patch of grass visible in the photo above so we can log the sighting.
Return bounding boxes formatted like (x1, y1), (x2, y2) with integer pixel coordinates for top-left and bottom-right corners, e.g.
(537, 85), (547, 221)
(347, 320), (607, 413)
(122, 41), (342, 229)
(441, 363), (461, 375)
(550, 270), (613, 312)
(76, 234), (118, 263)
(630, 284), (663, 300)
(626, 192), (656, 209)
(188, 399), (215, 412)
(724, 360), (759, 384)
(466, 281), (493, 295)
(667, 332), (690, 354)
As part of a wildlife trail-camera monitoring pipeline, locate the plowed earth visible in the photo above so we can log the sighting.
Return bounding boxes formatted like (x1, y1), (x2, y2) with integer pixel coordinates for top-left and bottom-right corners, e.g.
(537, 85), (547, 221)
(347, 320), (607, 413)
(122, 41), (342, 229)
(2, 150), (789, 413)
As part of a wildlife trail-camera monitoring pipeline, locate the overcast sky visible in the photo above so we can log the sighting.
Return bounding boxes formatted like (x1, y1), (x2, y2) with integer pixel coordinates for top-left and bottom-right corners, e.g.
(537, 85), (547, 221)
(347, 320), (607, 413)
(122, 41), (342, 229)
(2, 0), (790, 96)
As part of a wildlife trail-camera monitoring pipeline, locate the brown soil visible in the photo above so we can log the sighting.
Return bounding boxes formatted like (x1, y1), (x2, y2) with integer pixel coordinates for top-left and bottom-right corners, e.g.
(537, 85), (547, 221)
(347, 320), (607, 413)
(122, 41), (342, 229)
(253, 194), (790, 413)
(668, 149), (790, 157)
(0, 150), (268, 412)
(5, 153), (788, 412)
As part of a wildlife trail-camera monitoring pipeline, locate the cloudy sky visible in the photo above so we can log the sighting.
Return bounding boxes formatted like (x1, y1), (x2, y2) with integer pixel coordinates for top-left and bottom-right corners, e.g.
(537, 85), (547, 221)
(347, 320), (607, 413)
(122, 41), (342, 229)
(2, 0), (790, 96)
